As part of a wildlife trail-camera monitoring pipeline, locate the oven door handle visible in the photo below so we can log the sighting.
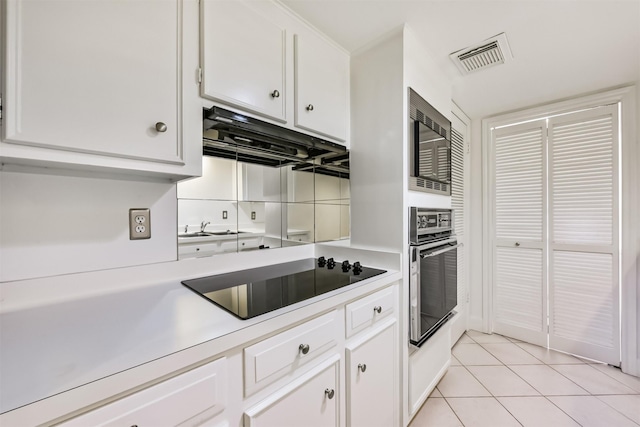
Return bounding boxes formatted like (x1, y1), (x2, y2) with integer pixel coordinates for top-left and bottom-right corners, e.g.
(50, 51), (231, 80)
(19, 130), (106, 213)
(420, 242), (463, 258)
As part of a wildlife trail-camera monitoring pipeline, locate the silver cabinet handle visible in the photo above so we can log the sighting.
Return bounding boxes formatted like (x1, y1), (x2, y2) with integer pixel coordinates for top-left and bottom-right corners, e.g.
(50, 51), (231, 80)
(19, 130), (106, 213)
(155, 122), (167, 132)
(358, 363), (367, 373)
(373, 306), (382, 314)
(271, 89), (280, 98)
(515, 242), (521, 247)
(306, 104), (314, 111)
(325, 388), (335, 399)
(299, 343), (310, 355)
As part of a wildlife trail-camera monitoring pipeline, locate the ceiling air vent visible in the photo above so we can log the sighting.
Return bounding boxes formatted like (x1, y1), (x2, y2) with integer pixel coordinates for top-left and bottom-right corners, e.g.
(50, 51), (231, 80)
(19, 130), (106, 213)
(450, 33), (513, 75)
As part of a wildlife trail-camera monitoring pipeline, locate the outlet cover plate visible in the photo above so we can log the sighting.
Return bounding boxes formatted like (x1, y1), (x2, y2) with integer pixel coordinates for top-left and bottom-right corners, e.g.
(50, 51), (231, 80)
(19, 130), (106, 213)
(129, 208), (151, 240)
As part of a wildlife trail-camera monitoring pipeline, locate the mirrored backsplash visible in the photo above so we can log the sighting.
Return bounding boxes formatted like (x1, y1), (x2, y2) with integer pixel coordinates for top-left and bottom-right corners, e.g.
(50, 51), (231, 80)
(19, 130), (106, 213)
(177, 155), (350, 259)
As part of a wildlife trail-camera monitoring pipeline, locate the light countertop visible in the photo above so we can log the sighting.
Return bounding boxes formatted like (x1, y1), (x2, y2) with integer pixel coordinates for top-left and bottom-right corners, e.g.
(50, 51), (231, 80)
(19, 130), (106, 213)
(0, 245), (401, 415)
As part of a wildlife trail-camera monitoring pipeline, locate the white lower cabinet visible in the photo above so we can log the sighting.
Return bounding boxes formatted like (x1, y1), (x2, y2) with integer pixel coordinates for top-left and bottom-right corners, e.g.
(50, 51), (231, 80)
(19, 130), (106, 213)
(346, 320), (397, 427)
(60, 357), (227, 427)
(244, 284), (398, 427)
(244, 356), (340, 427)
(43, 282), (398, 427)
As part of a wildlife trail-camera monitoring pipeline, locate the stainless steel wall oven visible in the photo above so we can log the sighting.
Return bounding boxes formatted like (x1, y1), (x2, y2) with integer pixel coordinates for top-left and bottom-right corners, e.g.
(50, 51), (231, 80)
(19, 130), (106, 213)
(409, 207), (459, 347)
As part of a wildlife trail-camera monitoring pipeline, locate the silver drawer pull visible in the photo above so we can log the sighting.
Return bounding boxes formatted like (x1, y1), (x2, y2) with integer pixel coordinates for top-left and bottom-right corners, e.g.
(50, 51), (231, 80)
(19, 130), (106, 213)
(271, 89), (280, 98)
(299, 343), (310, 355)
(515, 242), (521, 247)
(373, 306), (382, 314)
(155, 122), (167, 132)
(306, 104), (314, 111)
(358, 363), (367, 373)
(325, 388), (335, 399)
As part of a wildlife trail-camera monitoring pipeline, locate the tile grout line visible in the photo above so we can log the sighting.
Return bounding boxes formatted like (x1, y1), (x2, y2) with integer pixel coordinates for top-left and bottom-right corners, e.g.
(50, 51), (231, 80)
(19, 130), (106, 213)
(452, 339), (529, 426)
(582, 362), (640, 393)
(591, 394), (640, 426)
(457, 333), (589, 426)
(455, 332), (640, 427)
(439, 394), (467, 427)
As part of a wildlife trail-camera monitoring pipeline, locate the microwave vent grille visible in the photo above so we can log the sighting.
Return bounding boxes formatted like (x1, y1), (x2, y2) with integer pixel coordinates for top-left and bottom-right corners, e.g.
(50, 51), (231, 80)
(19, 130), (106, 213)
(409, 104), (450, 141)
(410, 176), (450, 196)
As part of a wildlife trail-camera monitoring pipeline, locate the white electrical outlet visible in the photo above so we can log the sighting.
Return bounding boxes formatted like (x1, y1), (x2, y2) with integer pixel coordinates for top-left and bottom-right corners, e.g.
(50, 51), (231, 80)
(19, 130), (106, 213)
(129, 208), (151, 240)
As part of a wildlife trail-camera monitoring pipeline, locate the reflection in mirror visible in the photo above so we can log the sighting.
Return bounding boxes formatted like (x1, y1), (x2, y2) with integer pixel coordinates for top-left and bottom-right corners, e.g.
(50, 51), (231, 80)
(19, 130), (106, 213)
(177, 148), (350, 259)
(237, 161), (284, 251)
(177, 153), (241, 259)
(313, 153), (350, 243)
(283, 163), (314, 245)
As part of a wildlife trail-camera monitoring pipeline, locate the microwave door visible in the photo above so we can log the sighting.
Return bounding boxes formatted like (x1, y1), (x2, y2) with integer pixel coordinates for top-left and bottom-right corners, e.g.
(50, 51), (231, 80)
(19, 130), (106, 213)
(415, 121), (445, 179)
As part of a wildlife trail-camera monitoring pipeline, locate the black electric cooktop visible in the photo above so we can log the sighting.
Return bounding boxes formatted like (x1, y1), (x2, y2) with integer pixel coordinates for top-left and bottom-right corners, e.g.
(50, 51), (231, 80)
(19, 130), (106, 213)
(181, 257), (386, 320)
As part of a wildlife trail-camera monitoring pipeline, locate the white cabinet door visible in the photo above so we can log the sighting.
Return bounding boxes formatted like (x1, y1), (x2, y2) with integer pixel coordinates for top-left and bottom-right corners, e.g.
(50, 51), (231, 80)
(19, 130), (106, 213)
(294, 33), (349, 142)
(346, 321), (396, 427)
(2, 0), (193, 168)
(201, 0), (286, 122)
(244, 357), (339, 427)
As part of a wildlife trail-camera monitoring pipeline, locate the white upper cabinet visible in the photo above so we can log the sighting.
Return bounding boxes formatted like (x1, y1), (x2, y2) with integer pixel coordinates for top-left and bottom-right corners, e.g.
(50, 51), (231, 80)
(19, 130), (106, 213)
(0, 0), (202, 180)
(199, 0), (350, 146)
(294, 33), (349, 142)
(200, 0), (286, 122)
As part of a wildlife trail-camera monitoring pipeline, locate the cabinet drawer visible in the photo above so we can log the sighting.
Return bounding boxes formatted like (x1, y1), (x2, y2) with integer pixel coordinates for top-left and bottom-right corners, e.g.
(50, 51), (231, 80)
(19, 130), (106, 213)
(244, 356), (339, 427)
(244, 310), (338, 396)
(345, 286), (395, 337)
(60, 357), (227, 427)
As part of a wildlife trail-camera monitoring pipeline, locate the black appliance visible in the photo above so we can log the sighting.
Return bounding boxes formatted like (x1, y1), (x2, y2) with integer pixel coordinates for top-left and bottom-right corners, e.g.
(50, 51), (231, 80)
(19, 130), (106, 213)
(409, 207), (460, 347)
(202, 106), (349, 178)
(409, 88), (452, 196)
(181, 258), (386, 320)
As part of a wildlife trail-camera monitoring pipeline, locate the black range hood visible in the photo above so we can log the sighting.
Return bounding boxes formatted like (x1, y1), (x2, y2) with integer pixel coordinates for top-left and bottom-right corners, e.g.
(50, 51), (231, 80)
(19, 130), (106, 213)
(202, 107), (348, 174)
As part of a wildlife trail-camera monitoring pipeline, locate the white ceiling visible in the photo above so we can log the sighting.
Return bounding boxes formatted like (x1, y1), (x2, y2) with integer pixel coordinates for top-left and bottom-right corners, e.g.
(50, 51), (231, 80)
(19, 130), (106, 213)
(279, 0), (640, 119)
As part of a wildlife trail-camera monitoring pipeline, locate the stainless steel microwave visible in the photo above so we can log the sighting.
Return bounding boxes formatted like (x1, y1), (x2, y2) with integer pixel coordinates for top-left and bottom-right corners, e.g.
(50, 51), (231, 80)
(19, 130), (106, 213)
(408, 88), (452, 196)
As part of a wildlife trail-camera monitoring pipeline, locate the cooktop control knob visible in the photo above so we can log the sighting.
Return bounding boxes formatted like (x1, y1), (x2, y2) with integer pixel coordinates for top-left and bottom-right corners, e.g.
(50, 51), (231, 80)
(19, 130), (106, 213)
(341, 260), (351, 272)
(326, 257), (336, 269)
(317, 256), (326, 267)
(353, 261), (362, 275)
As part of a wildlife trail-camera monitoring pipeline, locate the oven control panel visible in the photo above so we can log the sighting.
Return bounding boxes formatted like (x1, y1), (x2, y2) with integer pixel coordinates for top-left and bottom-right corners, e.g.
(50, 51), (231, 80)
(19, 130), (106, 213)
(409, 207), (454, 244)
(416, 212), (450, 230)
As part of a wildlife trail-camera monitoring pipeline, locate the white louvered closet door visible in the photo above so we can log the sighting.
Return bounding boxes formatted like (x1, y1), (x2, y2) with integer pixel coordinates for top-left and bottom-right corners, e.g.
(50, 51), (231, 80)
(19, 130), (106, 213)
(548, 105), (620, 365)
(492, 120), (547, 346)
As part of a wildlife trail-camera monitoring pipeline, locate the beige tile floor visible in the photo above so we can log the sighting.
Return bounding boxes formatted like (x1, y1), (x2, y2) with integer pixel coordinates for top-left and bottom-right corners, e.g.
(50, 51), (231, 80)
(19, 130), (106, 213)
(410, 330), (640, 427)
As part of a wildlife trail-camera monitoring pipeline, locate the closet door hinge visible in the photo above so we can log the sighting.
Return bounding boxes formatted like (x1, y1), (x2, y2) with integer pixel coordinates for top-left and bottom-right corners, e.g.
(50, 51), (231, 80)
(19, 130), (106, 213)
(0, 93), (3, 121)
(197, 67), (202, 84)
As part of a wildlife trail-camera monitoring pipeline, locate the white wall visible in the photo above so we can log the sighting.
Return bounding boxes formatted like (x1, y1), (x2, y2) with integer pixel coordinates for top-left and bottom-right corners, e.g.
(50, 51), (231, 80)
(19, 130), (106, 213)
(350, 28), (404, 252)
(0, 166), (177, 282)
(636, 83), (640, 374)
